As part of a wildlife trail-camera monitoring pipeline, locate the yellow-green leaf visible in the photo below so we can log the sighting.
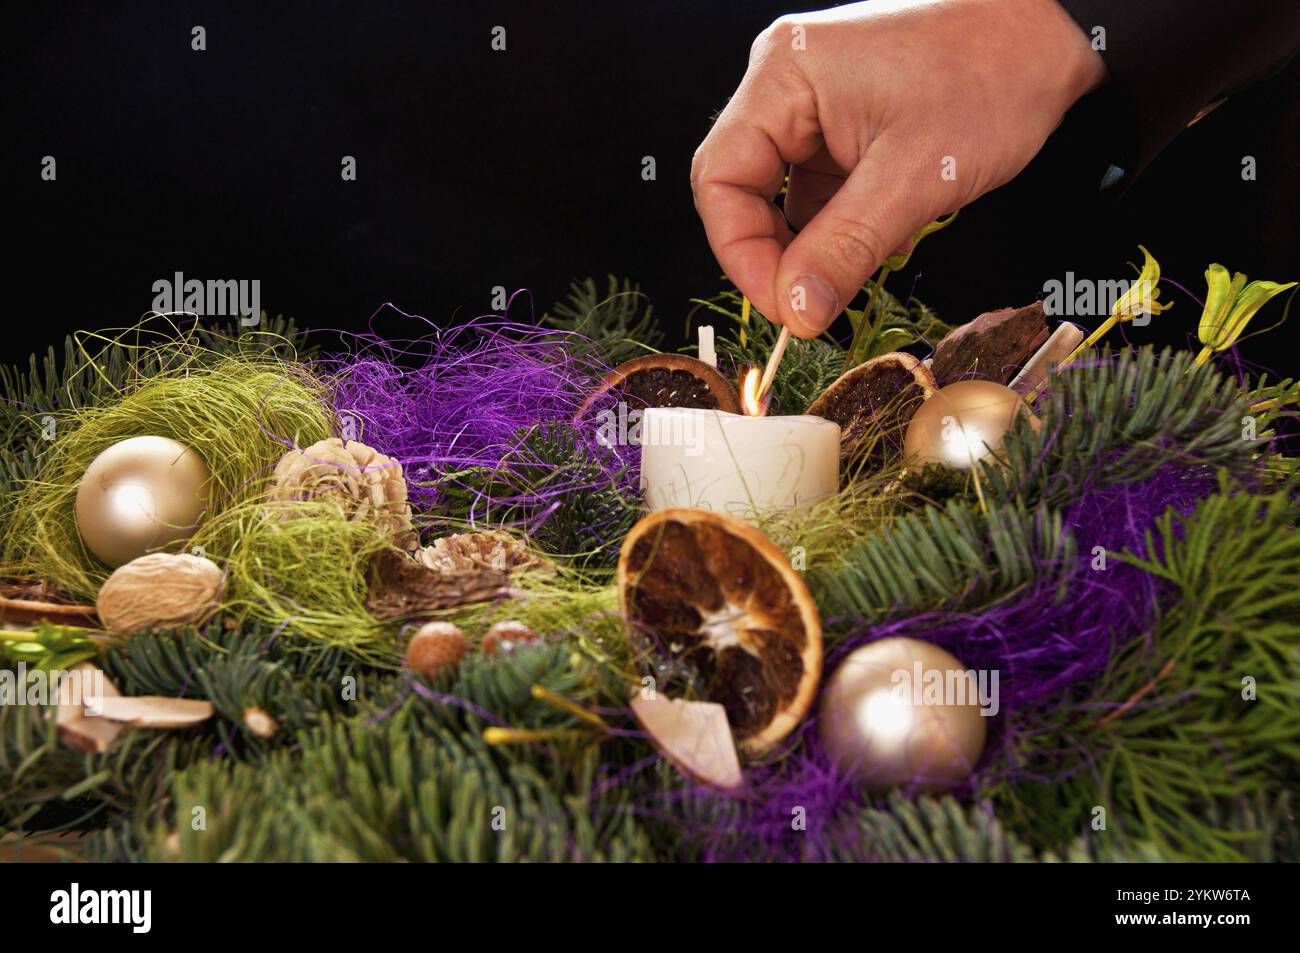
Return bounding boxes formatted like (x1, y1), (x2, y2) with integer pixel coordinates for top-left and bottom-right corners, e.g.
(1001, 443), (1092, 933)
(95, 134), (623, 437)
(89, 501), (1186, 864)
(1217, 279), (1296, 350)
(868, 326), (919, 358)
(882, 212), (958, 272)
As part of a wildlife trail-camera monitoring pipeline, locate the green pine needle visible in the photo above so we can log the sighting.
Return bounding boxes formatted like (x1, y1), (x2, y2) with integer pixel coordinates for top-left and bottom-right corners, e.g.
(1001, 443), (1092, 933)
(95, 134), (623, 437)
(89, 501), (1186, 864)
(543, 276), (664, 366)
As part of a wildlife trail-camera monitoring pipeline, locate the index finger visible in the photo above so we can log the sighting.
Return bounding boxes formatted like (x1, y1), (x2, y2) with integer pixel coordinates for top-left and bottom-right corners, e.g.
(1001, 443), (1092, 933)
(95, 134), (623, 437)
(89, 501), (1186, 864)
(690, 115), (792, 322)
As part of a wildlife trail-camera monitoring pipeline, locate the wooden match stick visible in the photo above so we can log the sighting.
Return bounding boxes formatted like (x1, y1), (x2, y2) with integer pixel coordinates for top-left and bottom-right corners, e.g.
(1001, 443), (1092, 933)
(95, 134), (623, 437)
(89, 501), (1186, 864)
(755, 326), (791, 407)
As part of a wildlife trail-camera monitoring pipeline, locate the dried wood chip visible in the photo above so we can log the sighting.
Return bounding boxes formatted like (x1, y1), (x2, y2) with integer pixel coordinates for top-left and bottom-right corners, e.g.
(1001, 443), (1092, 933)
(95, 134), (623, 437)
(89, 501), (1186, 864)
(929, 301), (1049, 385)
(630, 694), (743, 790)
(55, 663), (123, 753)
(96, 695), (214, 729)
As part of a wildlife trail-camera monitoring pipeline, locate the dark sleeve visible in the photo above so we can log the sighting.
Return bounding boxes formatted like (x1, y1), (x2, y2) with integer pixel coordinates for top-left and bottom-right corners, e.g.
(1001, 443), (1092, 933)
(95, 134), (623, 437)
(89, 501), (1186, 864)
(1055, 0), (1300, 185)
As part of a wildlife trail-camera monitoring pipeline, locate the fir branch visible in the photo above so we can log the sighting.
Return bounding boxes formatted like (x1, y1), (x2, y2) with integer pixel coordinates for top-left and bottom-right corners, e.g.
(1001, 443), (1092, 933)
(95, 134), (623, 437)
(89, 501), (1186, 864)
(985, 346), (1255, 509)
(834, 792), (1175, 862)
(0, 314), (313, 430)
(100, 626), (363, 747)
(833, 793), (1037, 862)
(995, 481), (1300, 860)
(0, 691), (213, 834)
(812, 499), (1074, 628)
(85, 644), (652, 862)
(543, 276), (664, 366)
(433, 423), (638, 570)
(131, 718), (654, 862)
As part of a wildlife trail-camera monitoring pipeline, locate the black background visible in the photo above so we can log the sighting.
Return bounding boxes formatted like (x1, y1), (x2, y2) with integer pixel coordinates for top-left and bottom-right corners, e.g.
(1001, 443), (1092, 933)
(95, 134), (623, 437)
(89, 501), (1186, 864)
(7, 858), (1283, 937)
(5, 1), (1298, 369)
(1, 2), (1298, 893)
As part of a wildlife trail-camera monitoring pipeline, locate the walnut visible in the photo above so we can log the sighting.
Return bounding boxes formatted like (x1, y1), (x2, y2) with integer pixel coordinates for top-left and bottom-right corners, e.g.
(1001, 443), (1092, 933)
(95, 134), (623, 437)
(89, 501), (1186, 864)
(96, 553), (225, 635)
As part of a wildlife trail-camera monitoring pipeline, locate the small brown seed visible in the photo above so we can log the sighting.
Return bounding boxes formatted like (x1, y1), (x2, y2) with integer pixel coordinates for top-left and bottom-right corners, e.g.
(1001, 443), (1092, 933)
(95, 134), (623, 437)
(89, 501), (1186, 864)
(482, 620), (538, 657)
(405, 622), (470, 680)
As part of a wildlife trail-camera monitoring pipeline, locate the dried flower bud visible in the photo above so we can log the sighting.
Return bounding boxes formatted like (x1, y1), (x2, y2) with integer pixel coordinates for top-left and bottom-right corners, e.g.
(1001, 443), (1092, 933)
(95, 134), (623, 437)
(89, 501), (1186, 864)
(243, 706), (279, 739)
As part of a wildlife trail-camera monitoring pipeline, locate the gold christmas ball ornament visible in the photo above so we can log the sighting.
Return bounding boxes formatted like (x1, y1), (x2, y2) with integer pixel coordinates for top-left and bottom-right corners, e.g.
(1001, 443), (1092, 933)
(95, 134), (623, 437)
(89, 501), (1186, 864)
(819, 638), (989, 792)
(75, 436), (214, 568)
(902, 380), (1037, 470)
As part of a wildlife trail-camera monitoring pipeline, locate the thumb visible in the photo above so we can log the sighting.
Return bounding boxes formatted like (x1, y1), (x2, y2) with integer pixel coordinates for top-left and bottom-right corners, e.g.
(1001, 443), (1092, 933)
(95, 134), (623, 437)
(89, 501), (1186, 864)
(774, 143), (937, 338)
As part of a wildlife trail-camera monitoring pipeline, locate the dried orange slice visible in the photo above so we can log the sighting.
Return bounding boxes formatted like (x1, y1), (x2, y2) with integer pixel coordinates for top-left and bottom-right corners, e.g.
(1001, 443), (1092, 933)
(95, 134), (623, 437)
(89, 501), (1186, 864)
(576, 353), (741, 420)
(617, 508), (822, 754)
(807, 352), (937, 471)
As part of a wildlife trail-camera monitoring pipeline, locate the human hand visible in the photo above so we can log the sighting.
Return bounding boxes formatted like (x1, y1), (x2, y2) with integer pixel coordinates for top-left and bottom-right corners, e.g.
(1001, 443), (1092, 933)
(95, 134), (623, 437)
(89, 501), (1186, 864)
(691, 0), (1106, 337)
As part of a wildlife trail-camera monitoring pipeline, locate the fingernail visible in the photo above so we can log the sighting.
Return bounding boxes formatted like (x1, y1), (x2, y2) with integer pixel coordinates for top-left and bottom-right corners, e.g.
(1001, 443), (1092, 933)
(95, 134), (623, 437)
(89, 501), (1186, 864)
(787, 274), (839, 333)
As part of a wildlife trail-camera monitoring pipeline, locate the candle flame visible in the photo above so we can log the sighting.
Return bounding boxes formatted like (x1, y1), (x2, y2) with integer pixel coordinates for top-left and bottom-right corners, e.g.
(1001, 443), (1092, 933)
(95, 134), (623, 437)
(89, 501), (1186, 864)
(740, 367), (764, 416)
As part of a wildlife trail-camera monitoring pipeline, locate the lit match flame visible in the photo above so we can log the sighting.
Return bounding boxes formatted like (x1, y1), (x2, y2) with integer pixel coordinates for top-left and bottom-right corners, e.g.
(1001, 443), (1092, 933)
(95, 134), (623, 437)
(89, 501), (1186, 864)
(741, 367), (764, 417)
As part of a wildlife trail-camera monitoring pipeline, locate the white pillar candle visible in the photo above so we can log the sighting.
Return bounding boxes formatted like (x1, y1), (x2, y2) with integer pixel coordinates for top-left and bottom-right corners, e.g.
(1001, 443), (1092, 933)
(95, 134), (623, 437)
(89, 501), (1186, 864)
(640, 407), (840, 516)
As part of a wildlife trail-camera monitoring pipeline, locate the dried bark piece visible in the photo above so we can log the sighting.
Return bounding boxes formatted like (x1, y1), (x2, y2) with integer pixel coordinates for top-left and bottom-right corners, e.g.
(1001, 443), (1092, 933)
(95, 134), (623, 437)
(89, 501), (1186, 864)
(630, 694), (743, 790)
(367, 549), (516, 619)
(0, 578), (71, 601)
(96, 695), (214, 729)
(55, 663), (124, 753)
(0, 596), (98, 628)
(929, 301), (1050, 385)
(0, 578), (99, 627)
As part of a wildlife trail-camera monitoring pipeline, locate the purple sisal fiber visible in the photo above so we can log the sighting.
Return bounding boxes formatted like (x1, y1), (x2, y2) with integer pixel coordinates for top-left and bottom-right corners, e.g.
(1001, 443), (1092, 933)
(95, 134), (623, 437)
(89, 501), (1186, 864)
(881, 462), (1219, 714)
(317, 305), (639, 525)
(655, 461), (1220, 862)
